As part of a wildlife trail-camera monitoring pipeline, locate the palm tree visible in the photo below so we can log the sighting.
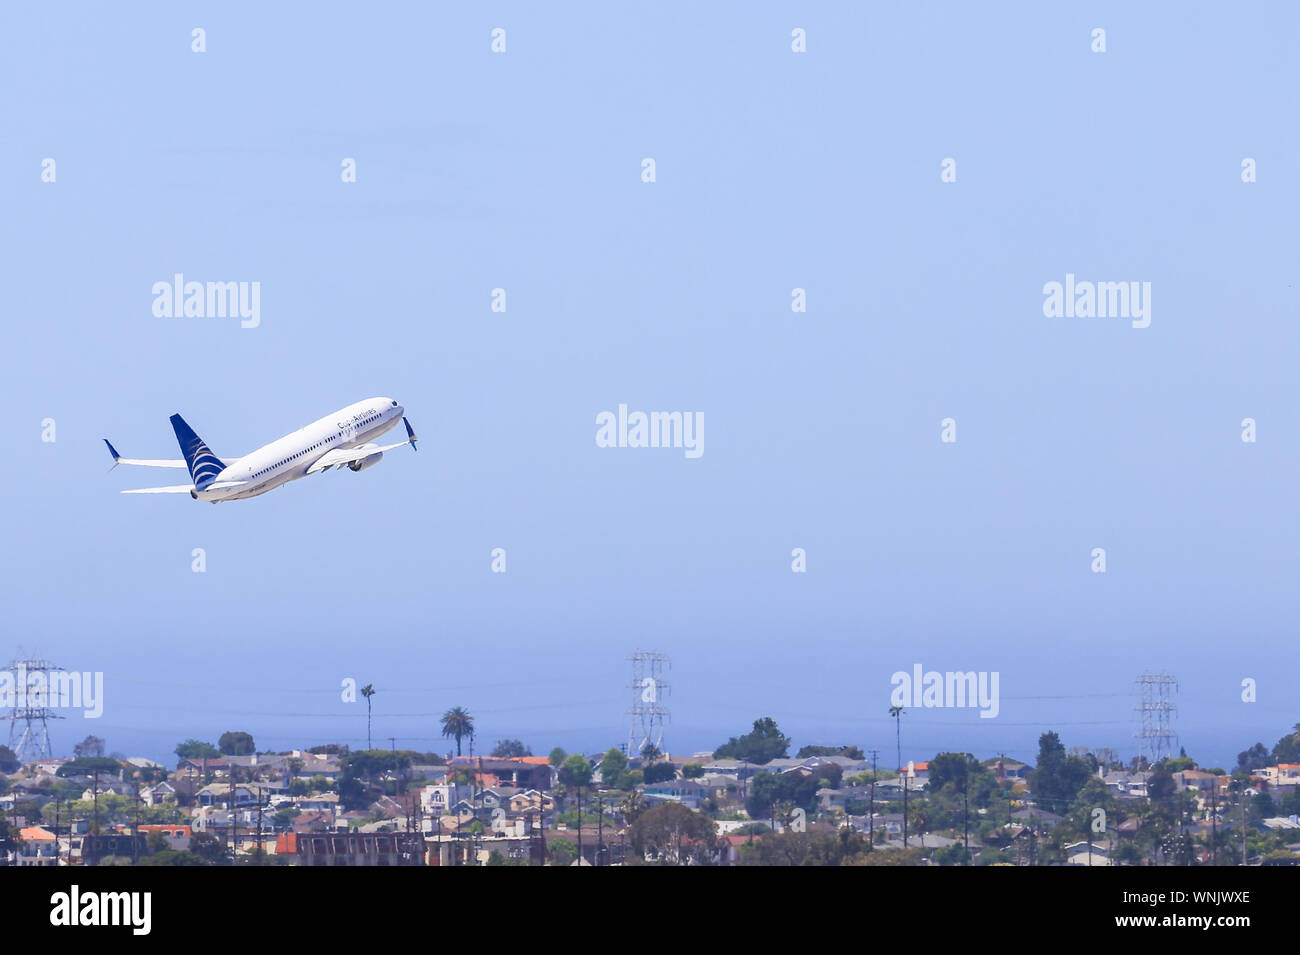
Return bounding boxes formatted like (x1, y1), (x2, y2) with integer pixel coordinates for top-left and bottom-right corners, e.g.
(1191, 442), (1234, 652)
(888, 705), (905, 772)
(617, 789), (645, 827)
(361, 684), (376, 750)
(889, 705), (906, 848)
(440, 706), (475, 757)
(640, 743), (661, 765)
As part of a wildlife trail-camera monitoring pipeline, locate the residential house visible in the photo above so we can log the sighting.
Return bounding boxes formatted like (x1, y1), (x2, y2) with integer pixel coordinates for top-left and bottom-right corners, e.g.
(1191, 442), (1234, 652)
(446, 756), (551, 791)
(1064, 841), (1111, 866)
(15, 826), (59, 866)
(176, 757), (231, 779)
(138, 824), (192, 851)
(420, 784), (454, 817)
(641, 778), (707, 810)
(1102, 770), (1151, 799)
(700, 759), (763, 782)
(990, 758), (1031, 781)
(817, 785), (875, 814)
(1174, 769), (1220, 793)
(27, 758), (71, 776)
(196, 783), (261, 808)
(508, 789), (553, 815)
(290, 831), (425, 866)
(295, 792), (340, 813)
(141, 781), (177, 806)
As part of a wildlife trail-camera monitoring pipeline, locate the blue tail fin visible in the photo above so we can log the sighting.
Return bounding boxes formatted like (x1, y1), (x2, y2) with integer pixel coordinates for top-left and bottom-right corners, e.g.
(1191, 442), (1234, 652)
(170, 413), (226, 487)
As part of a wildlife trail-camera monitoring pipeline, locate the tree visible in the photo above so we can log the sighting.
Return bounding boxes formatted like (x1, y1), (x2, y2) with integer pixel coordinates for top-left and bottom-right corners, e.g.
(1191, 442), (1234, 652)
(0, 745), (19, 774)
(928, 752), (996, 807)
(1272, 724), (1300, 764)
(889, 706), (905, 771)
(558, 754), (593, 789)
(491, 739), (532, 758)
(682, 763), (705, 779)
(618, 790), (646, 827)
(174, 739), (220, 764)
(361, 684), (375, 751)
(74, 736), (106, 759)
(1030, 732), (1092, 814)
(56, 756), (121, 778)
(745, 771), (820, 818)
(188, 832), (230, 865)
(629, 802), (717, 865)
(796, 744), (865, 760)
(218, 731), (255, 756)
(599, 748), (629, 788)
(137, 849), (209, 866)
(308, 743), (348, 756)
(548, 839), (577, 866)
(643, 762), (676, 785)
(713, 717), (790, 765)
(548, 747), (567, 767)
(1236, 743), (1270, 774)
(440, 706), (474, 756)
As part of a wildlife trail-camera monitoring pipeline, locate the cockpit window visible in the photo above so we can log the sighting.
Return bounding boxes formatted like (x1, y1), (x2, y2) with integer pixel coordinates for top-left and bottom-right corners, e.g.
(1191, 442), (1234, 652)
(391, 400), (398, 406)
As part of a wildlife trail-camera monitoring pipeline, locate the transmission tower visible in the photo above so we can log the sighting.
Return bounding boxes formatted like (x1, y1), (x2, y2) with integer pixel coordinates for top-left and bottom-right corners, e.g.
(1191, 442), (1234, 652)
(626, 650), (670, 757)
(4, 652), (65, 762)
(1134, 672), (1178, 764)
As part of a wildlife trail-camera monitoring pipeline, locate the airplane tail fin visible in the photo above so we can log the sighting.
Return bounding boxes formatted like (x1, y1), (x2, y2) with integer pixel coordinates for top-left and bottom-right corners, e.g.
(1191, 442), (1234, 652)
(170, 413), (226, 487)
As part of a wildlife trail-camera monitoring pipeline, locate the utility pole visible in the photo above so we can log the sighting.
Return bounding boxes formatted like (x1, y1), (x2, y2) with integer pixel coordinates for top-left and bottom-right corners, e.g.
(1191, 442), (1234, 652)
(902, 763), (909, 851)
(963, 788), (969, 864)
(597, 795), (605, 866)
(1210, 787), (1218, 865)
(133, 783), (142, 864)
(889, 706), (906, 850)
(1241, 793), (1248, 866)
(867, 749), (878, 850)
(230, 765), (238, 863)
(389, 736), (397, 798)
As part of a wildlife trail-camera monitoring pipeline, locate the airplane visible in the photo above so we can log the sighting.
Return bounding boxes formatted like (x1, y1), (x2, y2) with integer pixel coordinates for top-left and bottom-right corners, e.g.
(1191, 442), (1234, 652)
(105, 397), (417, 502)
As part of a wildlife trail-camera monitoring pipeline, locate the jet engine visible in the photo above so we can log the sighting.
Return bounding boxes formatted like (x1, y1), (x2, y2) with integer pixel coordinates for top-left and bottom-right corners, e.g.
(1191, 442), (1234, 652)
(348, 451), (383, 472)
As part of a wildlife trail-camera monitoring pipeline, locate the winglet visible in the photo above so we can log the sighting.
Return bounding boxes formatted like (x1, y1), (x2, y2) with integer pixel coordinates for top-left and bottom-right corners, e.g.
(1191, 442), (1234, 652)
(403, 416), (418, 452)
(104, 439), (121, 470)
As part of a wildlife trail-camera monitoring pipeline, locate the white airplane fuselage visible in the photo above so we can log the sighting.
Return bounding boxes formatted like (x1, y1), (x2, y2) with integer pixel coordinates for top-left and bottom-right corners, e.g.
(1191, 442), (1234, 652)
(198, 398), (405, 501)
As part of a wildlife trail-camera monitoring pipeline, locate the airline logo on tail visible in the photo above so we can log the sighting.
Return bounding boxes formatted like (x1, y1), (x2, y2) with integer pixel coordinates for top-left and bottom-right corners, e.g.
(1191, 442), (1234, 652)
(170, 414), (225, 487)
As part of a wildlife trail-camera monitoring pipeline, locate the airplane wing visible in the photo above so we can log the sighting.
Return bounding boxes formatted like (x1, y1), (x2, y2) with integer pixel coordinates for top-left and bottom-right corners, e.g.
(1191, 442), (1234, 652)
(104, 439), (241, 469)
(307, 417), (418, 474)
(121, 480), (250, 495)
(306, 438), (414, 474)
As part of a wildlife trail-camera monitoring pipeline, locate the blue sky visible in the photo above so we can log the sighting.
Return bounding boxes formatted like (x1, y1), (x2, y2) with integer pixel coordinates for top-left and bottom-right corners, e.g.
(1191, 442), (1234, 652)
(1, 3), (1297, 770)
